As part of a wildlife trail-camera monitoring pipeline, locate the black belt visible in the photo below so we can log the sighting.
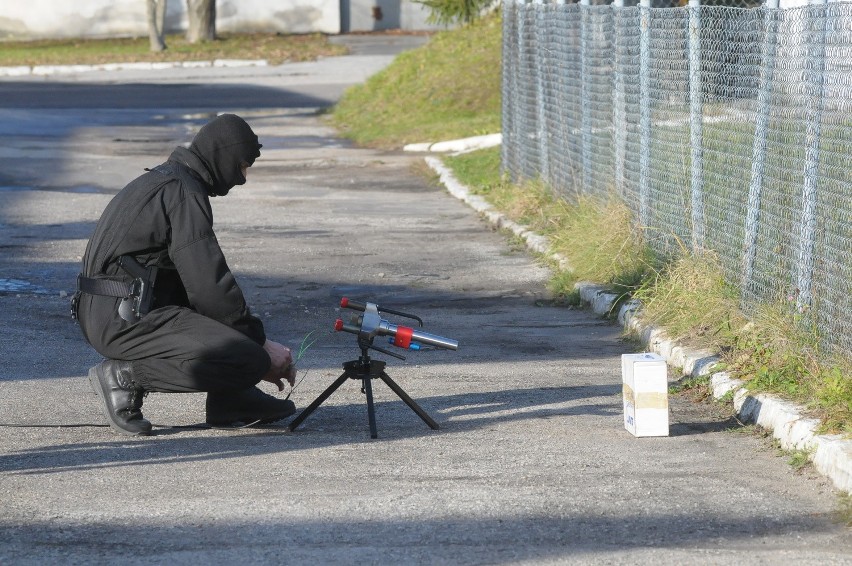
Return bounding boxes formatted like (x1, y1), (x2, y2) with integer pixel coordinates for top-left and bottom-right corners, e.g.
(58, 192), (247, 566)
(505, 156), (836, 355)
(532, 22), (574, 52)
(76, 275), (134, 298)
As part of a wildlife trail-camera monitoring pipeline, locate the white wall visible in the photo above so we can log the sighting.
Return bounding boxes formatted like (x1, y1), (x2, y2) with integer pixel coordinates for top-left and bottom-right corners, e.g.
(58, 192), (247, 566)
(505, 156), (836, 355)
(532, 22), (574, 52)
(216, 0), (340, 35)
(343, 0), (445, 32)
(0, 0), (341, 40)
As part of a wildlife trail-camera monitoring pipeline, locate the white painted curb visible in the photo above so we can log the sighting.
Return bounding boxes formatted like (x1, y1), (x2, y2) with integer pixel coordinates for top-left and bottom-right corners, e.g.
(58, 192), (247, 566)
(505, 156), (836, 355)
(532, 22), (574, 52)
(428, 154), (852, 494)
(406, 133), (502, 155)
(711, 372), (852, 493)
(0, 59), (268, 77)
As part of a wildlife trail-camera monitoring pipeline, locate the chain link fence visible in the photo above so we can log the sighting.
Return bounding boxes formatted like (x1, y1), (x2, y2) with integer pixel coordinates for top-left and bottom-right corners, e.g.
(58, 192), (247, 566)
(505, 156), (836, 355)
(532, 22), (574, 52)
(502, 0), (852, 355)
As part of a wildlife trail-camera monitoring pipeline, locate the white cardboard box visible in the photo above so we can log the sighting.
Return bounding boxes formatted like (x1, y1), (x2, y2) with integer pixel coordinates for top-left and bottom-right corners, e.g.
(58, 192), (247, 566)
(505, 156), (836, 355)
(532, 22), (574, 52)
(622, 353), (669, 437)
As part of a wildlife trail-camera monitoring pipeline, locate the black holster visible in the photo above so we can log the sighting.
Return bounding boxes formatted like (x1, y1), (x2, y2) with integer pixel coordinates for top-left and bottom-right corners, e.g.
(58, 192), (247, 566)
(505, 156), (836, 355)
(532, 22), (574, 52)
(117, 256), (158, 322)
(75, 256), (158, 322)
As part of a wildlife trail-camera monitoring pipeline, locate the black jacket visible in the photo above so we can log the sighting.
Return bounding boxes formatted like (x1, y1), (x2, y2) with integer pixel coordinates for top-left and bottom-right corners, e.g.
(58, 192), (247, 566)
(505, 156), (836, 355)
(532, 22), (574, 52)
(78, 145), (265, 348)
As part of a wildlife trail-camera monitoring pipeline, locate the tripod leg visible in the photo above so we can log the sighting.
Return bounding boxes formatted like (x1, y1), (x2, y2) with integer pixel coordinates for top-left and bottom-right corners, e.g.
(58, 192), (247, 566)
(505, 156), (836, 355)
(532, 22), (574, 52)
(362, 376), (378, 439)
(379, 372), (440, 430)
(287, 372), (350, 432)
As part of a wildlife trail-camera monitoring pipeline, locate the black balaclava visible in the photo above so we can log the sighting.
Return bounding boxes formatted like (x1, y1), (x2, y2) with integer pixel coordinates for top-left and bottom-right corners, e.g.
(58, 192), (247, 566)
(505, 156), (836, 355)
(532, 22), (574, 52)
(188, 114), (262, 196)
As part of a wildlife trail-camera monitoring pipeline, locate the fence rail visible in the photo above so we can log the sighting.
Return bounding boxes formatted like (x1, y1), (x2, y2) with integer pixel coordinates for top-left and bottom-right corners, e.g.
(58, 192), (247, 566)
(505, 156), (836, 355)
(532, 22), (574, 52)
(502, 0), (852, 355)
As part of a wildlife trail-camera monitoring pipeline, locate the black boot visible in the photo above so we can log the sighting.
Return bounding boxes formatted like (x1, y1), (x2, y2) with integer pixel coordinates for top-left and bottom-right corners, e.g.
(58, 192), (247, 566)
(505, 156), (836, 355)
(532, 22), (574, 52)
(206, 386), (296, 426)
(88, 359), (152, 436)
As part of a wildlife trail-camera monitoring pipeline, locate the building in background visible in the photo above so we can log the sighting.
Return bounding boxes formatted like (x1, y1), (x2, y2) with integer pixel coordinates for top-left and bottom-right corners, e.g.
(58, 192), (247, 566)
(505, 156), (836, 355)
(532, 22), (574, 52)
(0, 0), (444, 40)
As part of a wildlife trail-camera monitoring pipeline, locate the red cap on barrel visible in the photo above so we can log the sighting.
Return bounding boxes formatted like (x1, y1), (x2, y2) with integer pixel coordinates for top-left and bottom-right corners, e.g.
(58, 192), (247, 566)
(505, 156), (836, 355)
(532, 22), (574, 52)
(393, 326), (414, 349)
(334, 319), (344, 331)
(340, 297), (349, 308)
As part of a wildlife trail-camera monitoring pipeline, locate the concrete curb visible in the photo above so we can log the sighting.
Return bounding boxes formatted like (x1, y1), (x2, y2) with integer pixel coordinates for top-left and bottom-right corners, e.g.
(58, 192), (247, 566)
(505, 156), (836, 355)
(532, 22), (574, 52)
(0, 59), (268, 77)
(426, 155), (852, 494)
(406, 133), (502, 155)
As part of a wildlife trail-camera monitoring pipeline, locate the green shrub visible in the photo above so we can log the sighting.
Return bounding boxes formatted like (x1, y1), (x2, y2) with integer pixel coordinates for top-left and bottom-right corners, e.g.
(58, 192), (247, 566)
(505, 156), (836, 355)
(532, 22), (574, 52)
(415, 0), (498, 25)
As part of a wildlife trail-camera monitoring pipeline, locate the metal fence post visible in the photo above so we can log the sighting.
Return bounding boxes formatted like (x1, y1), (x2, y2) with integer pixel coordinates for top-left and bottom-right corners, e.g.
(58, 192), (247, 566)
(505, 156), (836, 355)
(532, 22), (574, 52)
(535, 0), (549, 184)
(688, 0), (705, 251)
(516, 0), (530, 179)
(613, 0), (626, 198)
(797, 0), (827, 310)
(639, 0), (651, 229)
(501, 0), (514, 179)
(742, 0), (780, 296)
(581, 0), (591, 194)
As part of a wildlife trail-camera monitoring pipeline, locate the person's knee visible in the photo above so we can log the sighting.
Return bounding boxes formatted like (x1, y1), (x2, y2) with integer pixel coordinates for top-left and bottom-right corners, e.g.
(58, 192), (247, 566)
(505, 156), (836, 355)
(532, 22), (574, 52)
(227, 338), (270, 387)
(192, 336), (269, 391)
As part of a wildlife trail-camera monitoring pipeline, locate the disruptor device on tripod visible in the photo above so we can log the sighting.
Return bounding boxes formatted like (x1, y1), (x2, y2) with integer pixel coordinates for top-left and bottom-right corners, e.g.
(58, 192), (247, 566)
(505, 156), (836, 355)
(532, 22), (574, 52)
(287, 298), (458, 438)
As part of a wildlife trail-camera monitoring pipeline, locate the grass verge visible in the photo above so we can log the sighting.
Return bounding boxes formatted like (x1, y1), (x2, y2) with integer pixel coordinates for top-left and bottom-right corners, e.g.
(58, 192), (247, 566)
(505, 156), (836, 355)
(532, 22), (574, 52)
(445, 148), (657, 307)
(333, 13), (852, 436)
(330, 16), (502, 148)
(723, 305), (852, 434)
(0, 33), (347, 67)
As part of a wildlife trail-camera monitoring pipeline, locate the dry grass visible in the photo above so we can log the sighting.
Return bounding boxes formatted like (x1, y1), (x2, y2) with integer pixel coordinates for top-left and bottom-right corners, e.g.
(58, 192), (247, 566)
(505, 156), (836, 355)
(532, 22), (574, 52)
(632, 251), (747, 349)
(549, 196), (655, 299)
(445, 152), (654, 307)
(0, 32), (347, 67)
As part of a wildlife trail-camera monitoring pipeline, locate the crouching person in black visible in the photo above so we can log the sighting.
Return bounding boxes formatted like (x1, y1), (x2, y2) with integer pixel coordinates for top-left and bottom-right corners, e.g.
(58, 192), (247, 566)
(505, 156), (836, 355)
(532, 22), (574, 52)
(73, 114), (297, 436)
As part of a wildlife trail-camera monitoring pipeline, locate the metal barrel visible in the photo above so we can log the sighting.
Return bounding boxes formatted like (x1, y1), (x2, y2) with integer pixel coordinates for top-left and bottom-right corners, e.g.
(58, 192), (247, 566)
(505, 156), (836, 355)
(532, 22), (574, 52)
(407, 328), (458, 350)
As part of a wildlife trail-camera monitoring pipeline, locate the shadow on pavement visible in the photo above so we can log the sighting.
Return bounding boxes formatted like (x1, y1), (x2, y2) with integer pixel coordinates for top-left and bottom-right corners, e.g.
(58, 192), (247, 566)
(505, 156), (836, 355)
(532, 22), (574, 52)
(0, 506), (837, 563)
(0, 81), (335, 110)
(0, 382), (623, 476)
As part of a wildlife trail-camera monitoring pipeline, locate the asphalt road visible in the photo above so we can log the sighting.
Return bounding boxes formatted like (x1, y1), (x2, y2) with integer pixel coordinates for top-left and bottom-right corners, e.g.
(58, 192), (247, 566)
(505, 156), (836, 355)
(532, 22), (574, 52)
(0, 36), (849, 565)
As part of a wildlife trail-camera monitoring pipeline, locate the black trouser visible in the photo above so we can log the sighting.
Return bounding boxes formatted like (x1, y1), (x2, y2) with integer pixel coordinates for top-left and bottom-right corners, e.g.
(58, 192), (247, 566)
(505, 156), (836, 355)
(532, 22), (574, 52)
(78, 296), (270, 393)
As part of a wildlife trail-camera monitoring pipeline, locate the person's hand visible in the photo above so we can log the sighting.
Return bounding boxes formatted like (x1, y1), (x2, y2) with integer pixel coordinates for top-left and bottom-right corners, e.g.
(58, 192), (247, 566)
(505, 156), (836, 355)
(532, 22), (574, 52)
(261, 339), (297, 391)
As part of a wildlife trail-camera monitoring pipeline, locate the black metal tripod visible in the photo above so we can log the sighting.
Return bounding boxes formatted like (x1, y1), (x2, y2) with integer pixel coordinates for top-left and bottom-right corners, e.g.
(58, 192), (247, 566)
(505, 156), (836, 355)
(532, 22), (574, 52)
(286, 346), (439, 439)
